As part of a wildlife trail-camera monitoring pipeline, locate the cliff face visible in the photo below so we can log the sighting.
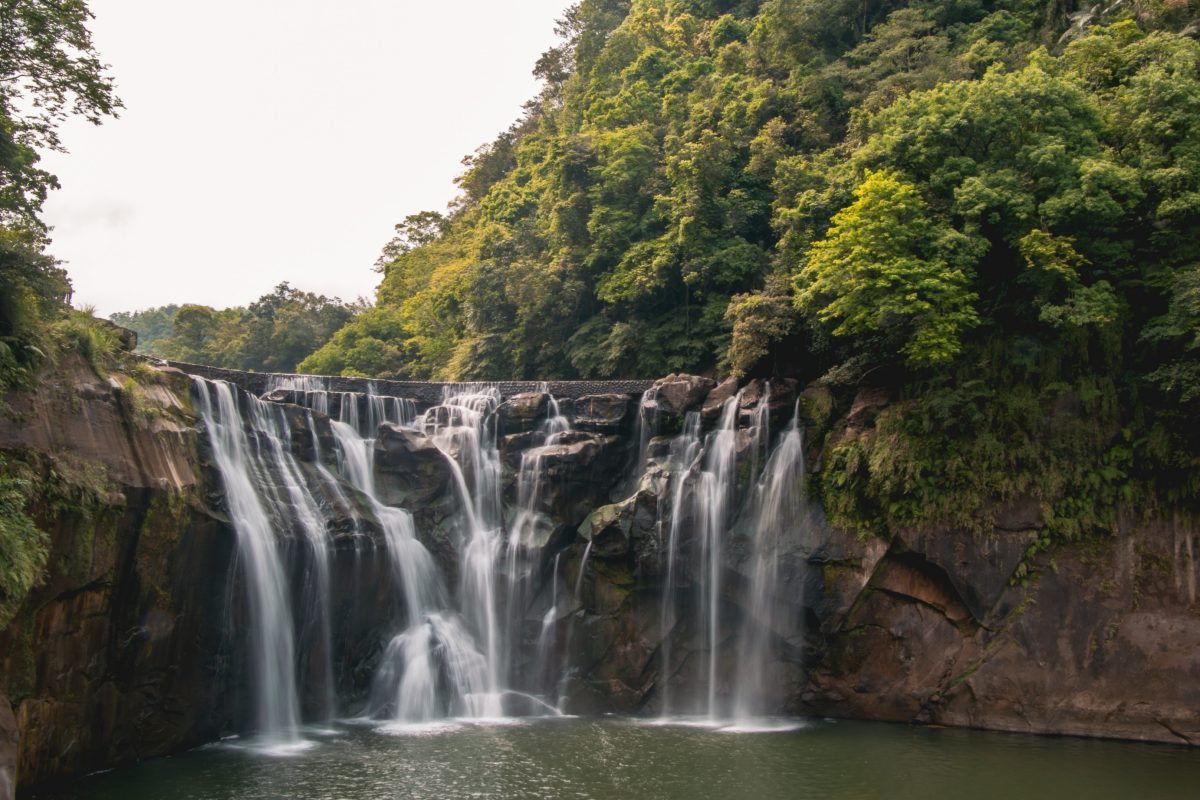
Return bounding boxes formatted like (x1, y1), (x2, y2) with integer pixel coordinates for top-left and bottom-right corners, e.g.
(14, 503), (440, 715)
(0, 358), (236, 789)
(1, 363), (1197, 792)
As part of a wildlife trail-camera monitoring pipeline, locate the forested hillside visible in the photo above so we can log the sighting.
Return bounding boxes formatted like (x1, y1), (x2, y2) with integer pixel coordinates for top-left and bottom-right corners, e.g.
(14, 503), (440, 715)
(301, 0), (1200, 543)
(304, 0), (1197, 386)
(111, 284), (358, 373)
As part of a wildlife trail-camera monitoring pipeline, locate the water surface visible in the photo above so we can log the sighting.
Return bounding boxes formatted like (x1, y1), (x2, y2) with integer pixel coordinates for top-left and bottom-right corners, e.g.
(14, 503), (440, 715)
(31, 718), (1200, 800)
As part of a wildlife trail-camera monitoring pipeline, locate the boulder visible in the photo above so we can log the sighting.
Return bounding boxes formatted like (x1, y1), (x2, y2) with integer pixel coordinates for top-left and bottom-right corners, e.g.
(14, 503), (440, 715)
(577, 463), (667, 571)
(846, 386), (890, 430)
(497, 392), (549, 434)
(701, 376), (740, 421)
(530, 434), (626, 522)
(275, 402), (334, 463)
(739, 378), (800, 428)
(649, 374), (716, 418)
(572, 394), (632, 433)
(99, 318), (137, 351)
(373, 423), (452, 505)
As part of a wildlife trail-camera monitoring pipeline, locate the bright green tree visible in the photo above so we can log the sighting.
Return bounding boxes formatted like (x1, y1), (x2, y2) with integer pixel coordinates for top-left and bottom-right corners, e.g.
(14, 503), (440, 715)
(795, 169), (980, 368)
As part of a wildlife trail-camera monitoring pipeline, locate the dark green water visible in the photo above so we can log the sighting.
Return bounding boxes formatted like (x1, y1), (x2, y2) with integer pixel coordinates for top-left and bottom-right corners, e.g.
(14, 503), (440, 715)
(29, 718), (1200, 800)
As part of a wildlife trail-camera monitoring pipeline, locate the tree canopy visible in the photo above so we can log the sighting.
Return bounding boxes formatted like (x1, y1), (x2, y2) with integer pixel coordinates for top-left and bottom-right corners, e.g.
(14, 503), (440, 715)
(300, 0), (1199, 542)
(0, 0), (119, 387)
(114, 284), (359, 374)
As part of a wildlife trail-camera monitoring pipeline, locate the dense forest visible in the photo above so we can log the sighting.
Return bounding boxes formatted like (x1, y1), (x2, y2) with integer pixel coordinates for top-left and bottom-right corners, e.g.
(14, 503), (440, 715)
(4, 0), (1200, 594)
(302, 0), (1200, 544)
(110, 284), (358, 373)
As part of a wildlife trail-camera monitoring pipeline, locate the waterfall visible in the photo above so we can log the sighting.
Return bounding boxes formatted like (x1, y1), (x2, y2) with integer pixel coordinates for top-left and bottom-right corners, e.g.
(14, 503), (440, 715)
(510, 385), (570, 548)
(321, 400), (492, 723)
(269, 375), (414, 437)
(273, 377), (498, 723)
(191, 378), (306, 745)
(534, 553), (562, 690)
(631, 386), (658, 489)
(420, 386), (506, 717)
(506, 386), (571, 693)
(696, 396), (743, 720)
(190, 370), (811, 731)
(732, 402), (807, 722)
(657, 412), (703, 718)
(655, 387), (781, 722)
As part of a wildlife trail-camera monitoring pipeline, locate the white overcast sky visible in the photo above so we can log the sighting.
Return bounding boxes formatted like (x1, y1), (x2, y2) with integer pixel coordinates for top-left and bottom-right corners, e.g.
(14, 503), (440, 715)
(39, 0), (572, 316)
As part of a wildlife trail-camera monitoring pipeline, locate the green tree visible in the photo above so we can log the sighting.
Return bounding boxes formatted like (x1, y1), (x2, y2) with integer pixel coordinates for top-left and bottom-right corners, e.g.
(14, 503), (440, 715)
(0, 0), (121, 225)
(795, 170), (981, 368)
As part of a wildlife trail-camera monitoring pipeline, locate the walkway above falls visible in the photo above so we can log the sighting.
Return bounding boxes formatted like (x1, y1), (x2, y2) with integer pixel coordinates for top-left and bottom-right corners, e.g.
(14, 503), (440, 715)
(160, 359), (656, 405)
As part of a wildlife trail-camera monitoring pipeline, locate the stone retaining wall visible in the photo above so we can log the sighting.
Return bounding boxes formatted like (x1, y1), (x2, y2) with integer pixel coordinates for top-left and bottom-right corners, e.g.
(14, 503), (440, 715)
(159, 360), (655, 405)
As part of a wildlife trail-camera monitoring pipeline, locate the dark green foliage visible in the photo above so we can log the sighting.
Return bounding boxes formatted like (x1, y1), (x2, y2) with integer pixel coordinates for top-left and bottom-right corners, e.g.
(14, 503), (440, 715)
(0, 0), (121, 390)
(114, 284), (359, 374)
(0, 455), (47, 629)
(109, 305), (179, 355)
(0, 225), (68, 386)
(0, 0), (121, 226)
(296, 0), (1200, 550)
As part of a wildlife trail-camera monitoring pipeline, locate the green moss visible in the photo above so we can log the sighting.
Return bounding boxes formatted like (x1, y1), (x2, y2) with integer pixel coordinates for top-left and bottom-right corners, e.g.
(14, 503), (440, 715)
(0, 455), (49, 630)
(815, 374), (1161, 564)
(798, 386), (836, 442)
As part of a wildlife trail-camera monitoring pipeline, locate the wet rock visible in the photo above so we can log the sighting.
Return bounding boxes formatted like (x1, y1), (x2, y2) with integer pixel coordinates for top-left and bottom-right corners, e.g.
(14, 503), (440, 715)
(701, 376), (740, 420)
(739, 378), (769, 409)
(649, 374), (716, 418)
(522, 433), (627, 528)
(373, 423), (452, 505)
(497, 392), (549, 434)
(276, 402), (334, 463)
(571, 394), (632, 433)
(578, 464), (667, 570)
(578, 499), (636, 559)
(261, 388), (297, 405)
(500, 431), (540, 454)
(739, 378), (799, 429)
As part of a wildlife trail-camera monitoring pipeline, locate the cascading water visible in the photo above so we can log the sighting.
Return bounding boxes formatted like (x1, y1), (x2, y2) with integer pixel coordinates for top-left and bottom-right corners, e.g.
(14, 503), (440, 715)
(419, 386), (507, 717)
(269, 375), (415, 437)
(273, 376), (499, 723)
(504, 385), (572, 693)
(534, 553), (562, 690)
(732, 401), (807, 723)
(631, 386), (659, 489)
(193, 370), (810, 734)
(192, 378), (309, 745)
(699, 396), (744, 720)
(657, 412), (703, 718)
(655, 387), (781, 722)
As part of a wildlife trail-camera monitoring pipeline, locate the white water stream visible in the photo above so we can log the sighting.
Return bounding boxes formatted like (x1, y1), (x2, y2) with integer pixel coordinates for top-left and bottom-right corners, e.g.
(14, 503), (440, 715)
(193, 374), (808, 738)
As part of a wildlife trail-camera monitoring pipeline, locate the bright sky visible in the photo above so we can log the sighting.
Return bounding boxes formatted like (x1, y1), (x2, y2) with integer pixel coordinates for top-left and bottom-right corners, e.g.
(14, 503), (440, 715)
(40, 0), (572, 317)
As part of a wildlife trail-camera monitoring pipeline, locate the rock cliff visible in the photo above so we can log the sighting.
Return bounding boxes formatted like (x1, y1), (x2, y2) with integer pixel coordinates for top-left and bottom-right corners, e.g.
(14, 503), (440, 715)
(2, 363), (1197, 793)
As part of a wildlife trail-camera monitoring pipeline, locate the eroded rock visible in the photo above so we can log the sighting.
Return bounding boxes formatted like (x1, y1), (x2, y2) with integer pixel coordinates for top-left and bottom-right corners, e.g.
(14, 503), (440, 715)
(373, 423), (452, 505)
(497, 392), (549, 434)
(649, 374), (716, 418)
(571, 394), (632, 433)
